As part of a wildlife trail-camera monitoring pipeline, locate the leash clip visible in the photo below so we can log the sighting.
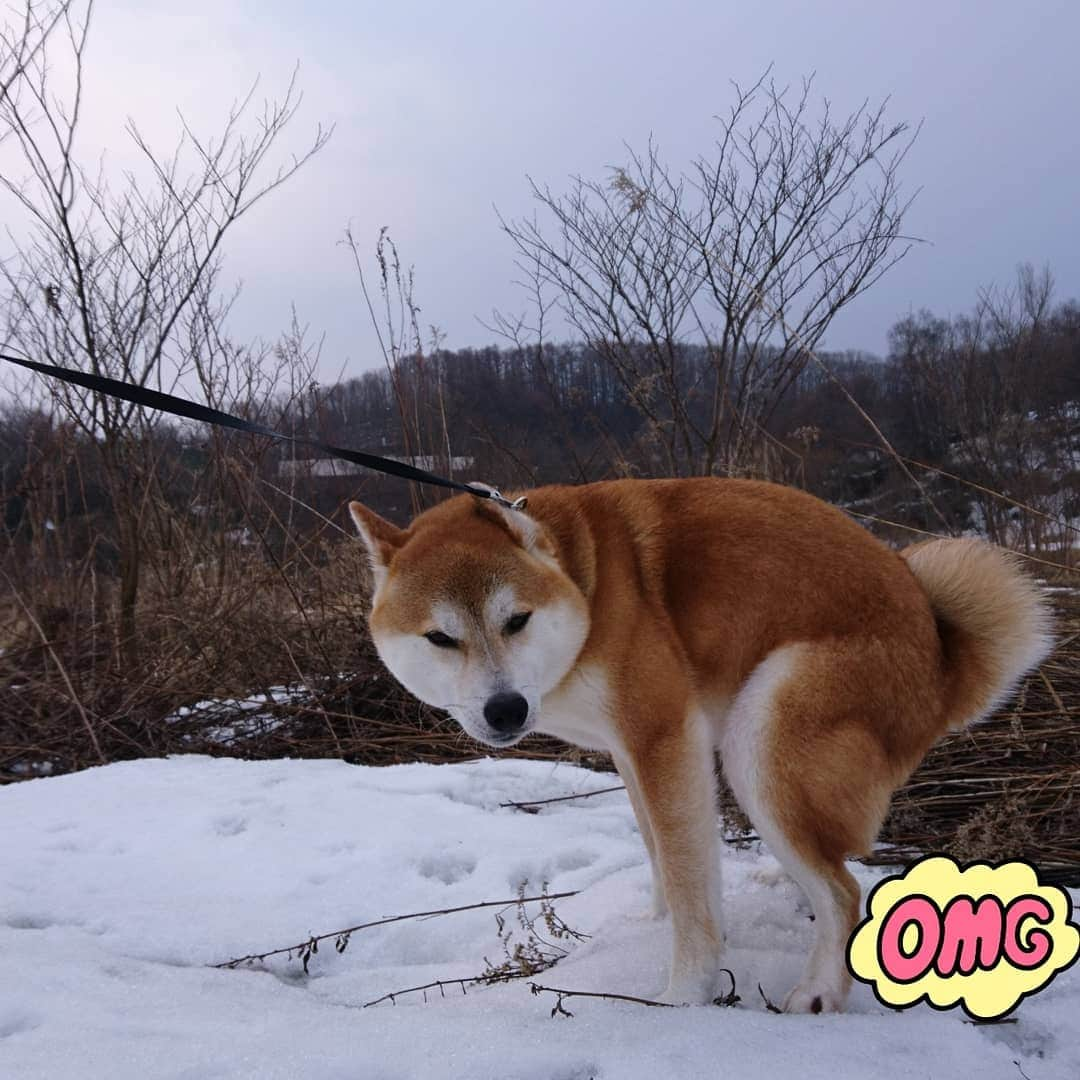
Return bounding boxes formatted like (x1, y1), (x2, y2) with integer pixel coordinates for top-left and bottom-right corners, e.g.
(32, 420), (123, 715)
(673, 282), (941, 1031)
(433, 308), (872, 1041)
(467, 483), (529, 512)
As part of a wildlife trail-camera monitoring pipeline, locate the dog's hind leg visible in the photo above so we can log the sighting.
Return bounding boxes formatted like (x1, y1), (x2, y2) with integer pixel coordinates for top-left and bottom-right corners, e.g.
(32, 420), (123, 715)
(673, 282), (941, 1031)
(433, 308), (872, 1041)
(624, 709), (722, 1005)
(720, 643), (898, 1014)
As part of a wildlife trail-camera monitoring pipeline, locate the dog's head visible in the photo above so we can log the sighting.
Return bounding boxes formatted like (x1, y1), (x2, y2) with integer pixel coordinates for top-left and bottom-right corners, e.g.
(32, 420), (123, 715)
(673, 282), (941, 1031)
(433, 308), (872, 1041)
(348, 491), (589, 748)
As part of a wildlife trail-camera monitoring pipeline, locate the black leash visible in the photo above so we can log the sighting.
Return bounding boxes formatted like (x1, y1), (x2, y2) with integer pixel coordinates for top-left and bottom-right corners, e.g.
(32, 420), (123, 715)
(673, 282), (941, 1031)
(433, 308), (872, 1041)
(1, 352), (526, 510)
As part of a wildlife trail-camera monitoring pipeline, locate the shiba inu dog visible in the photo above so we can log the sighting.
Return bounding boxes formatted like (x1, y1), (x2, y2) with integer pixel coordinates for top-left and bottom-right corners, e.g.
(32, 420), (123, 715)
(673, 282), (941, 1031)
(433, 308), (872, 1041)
(348, 478), (1052, 1012)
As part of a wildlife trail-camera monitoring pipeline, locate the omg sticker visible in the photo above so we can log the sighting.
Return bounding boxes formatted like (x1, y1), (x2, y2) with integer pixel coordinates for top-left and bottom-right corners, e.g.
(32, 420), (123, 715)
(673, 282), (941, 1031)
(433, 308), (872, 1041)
(847, 855), (1079, 1020)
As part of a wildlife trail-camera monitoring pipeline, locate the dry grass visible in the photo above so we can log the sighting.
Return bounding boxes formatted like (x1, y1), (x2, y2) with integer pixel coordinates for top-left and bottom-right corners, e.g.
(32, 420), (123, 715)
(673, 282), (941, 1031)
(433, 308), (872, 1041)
(0, 525), (608, 780)
(3, 513), (1077, 885)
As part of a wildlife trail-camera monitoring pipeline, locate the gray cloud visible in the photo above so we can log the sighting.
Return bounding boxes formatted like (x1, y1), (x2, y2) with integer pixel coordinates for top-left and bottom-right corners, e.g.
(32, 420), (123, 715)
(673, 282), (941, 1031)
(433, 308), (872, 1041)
(17, 0), (1080, 377)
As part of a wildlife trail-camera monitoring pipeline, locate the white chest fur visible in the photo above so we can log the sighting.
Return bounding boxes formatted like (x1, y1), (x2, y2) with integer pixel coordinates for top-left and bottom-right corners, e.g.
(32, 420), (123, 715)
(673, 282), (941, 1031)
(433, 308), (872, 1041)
(534, 664), (614, 751)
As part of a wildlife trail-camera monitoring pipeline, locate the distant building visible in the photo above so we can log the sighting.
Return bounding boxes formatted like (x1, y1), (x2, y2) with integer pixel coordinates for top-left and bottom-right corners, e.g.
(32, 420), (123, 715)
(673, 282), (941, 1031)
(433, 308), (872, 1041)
(278, 455), (475, 478)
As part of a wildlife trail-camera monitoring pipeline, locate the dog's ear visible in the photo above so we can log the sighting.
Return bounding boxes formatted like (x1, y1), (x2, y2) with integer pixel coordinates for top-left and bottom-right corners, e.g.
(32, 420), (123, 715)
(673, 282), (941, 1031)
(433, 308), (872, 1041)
(493, 503), (550, 554)
(348, 501), (406, 580)
(471, 486), (552, 556)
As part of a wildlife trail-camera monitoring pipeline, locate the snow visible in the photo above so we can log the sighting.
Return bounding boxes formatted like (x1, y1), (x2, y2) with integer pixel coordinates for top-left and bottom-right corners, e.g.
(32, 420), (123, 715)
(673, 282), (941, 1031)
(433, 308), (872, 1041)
(166, 687), (307, 746)
(2, 755), (1076, 1080)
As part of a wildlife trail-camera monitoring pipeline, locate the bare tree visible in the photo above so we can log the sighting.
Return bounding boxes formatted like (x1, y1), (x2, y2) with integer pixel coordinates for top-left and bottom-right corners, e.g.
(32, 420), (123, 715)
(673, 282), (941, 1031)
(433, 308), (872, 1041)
(0, 0), (70, 107)
(941, 265), (1064, 550)
(344, 225), (453, 517)
(0, 0), (329, 663)
(502, 71), (919, 478)
(882, 263), (1080, 555)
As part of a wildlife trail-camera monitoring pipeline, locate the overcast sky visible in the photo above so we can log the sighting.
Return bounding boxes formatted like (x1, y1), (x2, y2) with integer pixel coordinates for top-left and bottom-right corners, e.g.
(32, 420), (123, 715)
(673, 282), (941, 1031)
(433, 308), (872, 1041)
(32, 1), (1080, 378)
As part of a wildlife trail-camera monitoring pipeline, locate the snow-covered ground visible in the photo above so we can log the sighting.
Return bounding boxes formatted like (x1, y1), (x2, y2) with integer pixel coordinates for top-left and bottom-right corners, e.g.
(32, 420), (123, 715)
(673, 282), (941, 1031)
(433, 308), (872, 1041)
(2, 756), (1076, 1080)
(166, 687), (308, 746)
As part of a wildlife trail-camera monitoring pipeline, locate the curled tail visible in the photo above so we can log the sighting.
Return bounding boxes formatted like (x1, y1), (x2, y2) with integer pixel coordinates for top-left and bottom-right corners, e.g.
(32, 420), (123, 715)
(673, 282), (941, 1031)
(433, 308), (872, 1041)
(902, 538), (1055, 729)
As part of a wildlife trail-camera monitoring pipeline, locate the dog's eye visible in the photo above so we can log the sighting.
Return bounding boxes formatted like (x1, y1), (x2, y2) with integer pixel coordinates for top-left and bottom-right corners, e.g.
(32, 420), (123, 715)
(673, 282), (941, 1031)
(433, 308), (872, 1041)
(424, 630), (458, 649)
(504, 611), (531, 635)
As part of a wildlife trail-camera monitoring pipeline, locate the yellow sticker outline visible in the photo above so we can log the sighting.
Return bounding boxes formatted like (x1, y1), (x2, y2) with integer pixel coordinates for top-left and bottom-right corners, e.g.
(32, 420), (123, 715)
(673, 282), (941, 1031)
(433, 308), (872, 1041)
(846, 853), (1079, 1021)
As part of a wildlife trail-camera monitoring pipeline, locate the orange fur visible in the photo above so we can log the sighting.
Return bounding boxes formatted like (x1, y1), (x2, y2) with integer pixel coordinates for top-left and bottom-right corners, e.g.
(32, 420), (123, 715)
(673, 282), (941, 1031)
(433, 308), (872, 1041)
(348, 478), (1054, 1010)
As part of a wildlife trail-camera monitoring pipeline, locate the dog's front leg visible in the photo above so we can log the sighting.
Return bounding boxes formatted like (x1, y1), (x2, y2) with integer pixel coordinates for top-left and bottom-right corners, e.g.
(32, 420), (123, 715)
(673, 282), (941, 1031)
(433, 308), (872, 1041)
(612, 752), (666, 918)
(626, 714), (722, 1005)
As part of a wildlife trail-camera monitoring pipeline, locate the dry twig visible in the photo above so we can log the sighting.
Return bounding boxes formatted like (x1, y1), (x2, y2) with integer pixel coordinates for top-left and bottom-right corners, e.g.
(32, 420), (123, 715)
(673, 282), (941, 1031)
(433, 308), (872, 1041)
(214, 890), (578, 971)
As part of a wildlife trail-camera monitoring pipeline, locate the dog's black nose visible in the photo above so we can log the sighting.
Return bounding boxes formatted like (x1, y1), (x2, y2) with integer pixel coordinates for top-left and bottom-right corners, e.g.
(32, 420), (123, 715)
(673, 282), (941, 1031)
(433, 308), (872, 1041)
(484, 691), (529, 734)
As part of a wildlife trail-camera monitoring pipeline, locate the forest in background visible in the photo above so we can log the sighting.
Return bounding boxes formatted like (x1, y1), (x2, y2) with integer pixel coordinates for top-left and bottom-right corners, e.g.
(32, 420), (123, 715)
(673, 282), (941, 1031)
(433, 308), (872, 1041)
(3, 264), (1078, 762)
(8, 260), (1077, 559)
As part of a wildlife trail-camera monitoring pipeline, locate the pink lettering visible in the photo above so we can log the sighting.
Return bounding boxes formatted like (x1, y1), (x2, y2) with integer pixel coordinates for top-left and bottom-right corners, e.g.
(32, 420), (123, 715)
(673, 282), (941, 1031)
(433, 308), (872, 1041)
(934, 896), (1004, 976)
(879, 897), (941, 982)
(1003, 896), (1053, 969)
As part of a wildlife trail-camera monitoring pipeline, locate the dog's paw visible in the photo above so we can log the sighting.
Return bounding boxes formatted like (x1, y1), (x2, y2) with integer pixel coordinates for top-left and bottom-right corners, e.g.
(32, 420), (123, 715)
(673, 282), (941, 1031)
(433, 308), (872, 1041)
(781, 982), (847, 1014)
